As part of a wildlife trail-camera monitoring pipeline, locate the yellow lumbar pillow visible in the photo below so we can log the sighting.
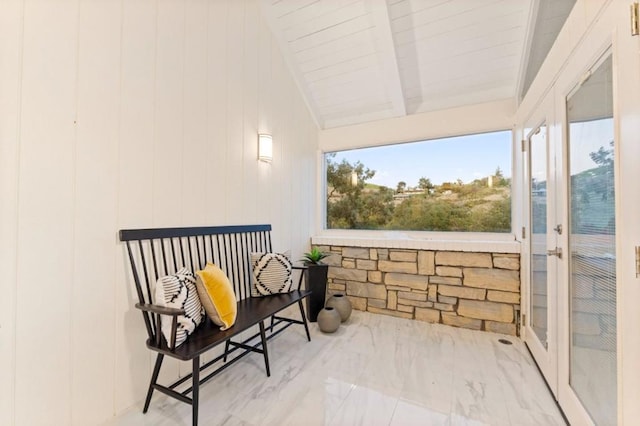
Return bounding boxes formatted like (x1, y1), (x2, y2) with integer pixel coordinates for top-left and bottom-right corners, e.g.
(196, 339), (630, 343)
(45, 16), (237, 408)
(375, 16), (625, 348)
(195, 263), (237, 331)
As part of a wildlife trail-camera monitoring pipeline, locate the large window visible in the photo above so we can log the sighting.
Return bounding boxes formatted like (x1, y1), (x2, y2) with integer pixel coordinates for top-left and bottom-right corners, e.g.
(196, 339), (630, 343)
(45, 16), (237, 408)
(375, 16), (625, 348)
(325, 130), (512, 232)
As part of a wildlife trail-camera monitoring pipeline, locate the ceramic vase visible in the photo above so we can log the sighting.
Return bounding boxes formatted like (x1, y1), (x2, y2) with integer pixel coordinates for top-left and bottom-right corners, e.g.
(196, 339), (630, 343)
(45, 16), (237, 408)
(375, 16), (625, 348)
(326, 294), (352, 322)
(317, 307), (340, 333)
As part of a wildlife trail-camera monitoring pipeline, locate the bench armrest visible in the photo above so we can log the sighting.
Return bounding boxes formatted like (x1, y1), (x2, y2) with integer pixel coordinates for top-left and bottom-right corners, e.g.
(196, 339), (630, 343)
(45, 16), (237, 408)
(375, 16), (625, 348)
(136, 303), (184, 348)
(135, 303), (185, 317)
(292, 265), (309, 290)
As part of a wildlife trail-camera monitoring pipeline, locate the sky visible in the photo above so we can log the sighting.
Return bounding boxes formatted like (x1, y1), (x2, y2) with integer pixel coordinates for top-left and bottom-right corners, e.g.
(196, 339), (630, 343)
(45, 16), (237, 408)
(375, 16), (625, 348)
(530, 118), (613, 185)
(569, 118), (614, 174)
(329, 130), (512, 188)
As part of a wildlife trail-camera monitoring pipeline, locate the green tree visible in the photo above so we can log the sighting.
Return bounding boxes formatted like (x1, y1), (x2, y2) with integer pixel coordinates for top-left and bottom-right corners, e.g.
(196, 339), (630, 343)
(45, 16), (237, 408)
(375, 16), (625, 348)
(396, 181), (407, 193)
(326, 153), (374, 201)
(389, 197), (470, 231)
(493, 166), (509, 186)
(326, 154), (394, 229)
(589, 141), (614, 169)
(418, 177), (433, 193)
(360, 186), (395, 226)
(571, 140), (615, 234)
(588, 140), (614, 201)
(469, 197), (512, 232)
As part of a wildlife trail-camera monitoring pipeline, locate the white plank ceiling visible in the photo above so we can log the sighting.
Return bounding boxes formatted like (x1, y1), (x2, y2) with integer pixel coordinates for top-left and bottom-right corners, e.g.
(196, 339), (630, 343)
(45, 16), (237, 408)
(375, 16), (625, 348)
(260, 0), (534, 129)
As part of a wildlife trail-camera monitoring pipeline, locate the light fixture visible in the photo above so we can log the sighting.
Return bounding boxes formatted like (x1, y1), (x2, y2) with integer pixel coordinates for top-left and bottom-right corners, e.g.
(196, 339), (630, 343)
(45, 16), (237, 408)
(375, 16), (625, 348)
(258, 134), (273, 163)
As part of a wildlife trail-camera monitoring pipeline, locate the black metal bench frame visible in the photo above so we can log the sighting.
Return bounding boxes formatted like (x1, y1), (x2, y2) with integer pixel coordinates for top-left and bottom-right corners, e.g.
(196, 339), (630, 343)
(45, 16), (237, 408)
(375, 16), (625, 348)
(119, 224), (311, 426)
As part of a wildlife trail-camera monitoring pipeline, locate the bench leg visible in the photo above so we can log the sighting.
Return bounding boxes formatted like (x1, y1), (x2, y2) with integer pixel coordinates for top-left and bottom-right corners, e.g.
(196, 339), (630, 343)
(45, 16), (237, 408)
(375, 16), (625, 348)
(258, 321), (271, 377)
(143, 353), (164, 413)
(298, 300), (311, 342)
(270, 315), (275, 333)
(223, 340), (230, 362)
(192, 356), (200, 426)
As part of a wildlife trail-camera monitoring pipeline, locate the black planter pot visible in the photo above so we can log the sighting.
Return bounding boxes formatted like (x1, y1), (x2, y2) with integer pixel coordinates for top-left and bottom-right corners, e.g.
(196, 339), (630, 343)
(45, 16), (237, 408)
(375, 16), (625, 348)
(304, 263), (329, 322)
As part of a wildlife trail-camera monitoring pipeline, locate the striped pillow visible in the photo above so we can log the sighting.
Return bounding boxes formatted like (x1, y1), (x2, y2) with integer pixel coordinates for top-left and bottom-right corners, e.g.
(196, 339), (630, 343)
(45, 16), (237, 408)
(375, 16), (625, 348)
(155, 267), (203, 348)
(250, 252), (293, 297)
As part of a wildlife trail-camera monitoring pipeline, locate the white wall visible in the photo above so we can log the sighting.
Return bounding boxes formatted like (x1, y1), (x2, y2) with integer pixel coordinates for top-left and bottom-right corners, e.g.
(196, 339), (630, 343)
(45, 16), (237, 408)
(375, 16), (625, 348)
(0, 0), (318, 425)
(318, 99), (516, 152)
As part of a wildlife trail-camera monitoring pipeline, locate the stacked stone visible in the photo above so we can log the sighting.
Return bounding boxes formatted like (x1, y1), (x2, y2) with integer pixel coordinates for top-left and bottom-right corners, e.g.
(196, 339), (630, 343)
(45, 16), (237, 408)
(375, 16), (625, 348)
(318, 245), (520, 335)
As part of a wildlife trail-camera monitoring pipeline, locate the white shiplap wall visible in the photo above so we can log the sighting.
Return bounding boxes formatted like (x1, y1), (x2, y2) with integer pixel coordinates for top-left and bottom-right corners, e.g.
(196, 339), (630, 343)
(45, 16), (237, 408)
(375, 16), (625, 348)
(0, 0), (318, 425)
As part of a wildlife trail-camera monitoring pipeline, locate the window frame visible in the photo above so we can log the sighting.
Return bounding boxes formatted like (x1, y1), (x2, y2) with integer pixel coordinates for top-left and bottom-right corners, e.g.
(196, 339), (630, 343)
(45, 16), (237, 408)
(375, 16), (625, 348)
(318, 128), (517, 243)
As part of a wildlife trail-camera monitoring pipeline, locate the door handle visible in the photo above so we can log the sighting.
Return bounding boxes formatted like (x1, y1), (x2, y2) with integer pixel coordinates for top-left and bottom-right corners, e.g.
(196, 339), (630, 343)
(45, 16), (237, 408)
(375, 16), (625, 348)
(547, 247), (562, 259)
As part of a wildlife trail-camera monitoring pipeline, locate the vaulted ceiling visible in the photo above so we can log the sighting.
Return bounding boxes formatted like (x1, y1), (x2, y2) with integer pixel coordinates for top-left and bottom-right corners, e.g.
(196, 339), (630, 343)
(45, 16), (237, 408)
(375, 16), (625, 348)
(260, 0), (576, 129)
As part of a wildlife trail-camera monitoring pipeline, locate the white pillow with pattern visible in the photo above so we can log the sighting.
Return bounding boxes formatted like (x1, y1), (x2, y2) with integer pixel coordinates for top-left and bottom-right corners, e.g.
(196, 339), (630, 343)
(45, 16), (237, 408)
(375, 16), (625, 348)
(155, 267), (203, 348)
(250, 251), (293, 297)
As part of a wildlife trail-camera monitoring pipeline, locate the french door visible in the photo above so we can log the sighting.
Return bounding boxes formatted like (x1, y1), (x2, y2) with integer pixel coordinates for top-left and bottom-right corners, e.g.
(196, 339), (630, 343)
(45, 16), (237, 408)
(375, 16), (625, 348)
(525, 52), (618, 425)
(522, 3), (640, 424)
(523, 91), (559, 398)
(560, 51), (617, 426)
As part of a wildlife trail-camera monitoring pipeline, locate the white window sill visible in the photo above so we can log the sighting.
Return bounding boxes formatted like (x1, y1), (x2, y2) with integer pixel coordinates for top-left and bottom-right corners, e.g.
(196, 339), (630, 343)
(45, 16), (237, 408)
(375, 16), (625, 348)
(312, 230), (520, 254)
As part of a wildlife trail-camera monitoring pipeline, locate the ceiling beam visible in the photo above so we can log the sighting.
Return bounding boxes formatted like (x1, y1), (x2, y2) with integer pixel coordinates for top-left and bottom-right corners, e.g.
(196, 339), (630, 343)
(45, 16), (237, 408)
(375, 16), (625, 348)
(370, 0), (406, 118)
(258, 0), (324, 129)
(515, 0), (538, 103)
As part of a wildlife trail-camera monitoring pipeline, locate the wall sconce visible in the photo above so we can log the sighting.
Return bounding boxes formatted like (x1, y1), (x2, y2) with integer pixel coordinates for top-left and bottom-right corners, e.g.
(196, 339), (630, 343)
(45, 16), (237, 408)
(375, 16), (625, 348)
(258, 134), (273, 163)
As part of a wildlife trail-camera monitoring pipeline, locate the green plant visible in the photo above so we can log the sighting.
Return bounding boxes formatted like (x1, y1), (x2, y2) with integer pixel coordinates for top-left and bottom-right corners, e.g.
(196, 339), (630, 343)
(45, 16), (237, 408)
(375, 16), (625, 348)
(301, 247), (330, 265)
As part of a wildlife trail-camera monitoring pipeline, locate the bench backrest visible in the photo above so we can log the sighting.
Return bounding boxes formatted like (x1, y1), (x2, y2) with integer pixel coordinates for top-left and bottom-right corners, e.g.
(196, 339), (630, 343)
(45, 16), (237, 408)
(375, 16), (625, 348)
(119, 224), (273, 342)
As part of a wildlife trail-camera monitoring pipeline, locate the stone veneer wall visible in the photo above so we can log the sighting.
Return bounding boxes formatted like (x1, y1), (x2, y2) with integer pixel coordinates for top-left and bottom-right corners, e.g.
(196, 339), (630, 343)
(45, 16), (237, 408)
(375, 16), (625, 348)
(316, 245), (521, 335)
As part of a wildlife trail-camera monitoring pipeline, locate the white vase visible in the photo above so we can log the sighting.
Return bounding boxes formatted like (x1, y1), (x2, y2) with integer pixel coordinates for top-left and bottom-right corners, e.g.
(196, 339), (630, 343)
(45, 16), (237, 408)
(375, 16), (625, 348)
(317, 307), (340, 333)
(326, 294), (352, 322)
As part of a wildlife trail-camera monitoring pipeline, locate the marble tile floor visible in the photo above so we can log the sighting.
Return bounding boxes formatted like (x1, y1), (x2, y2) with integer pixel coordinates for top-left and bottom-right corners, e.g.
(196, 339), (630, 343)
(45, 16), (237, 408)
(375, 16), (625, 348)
(106, 310), (566, 426)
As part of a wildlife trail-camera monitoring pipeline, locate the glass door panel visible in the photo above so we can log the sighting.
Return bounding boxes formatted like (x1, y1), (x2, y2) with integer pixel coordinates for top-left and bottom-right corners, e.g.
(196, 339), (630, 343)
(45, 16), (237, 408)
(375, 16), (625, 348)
(530, 125), (549, 347)
(523, 91), (558, 398)
(567, 54), (616, 426)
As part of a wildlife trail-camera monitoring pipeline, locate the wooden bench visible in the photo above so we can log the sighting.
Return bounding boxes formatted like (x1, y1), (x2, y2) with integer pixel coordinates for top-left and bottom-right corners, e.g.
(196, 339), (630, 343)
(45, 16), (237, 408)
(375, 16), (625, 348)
(119, 224), (312, 426)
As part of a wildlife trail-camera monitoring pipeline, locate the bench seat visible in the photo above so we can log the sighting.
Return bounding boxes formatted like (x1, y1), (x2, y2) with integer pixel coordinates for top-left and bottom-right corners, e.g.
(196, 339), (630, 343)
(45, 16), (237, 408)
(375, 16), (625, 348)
(146, 289), (311, 360)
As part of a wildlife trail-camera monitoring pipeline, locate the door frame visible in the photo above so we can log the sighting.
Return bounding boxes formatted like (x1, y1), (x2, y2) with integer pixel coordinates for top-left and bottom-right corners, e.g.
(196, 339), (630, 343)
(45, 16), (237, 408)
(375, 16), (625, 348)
(557, 46), (612, 426)
(612, 2), (640, 424)
(522, 90), (559, 398)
